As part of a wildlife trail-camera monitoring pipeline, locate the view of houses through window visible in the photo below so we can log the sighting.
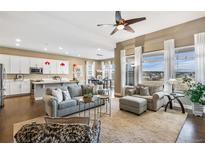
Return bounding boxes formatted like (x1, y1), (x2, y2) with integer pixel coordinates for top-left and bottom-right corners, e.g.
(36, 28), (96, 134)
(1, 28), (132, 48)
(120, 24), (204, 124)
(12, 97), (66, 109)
(125, 46), (195, 91)
(175, 46), (195, 91)
(142, 51), (164, 86)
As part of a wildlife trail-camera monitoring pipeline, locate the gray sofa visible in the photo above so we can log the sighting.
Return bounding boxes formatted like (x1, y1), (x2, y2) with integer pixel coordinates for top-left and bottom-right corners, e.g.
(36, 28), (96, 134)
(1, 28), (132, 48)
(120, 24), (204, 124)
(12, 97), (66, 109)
(43, 83), (102, 117)
(125, 84), (165, 111)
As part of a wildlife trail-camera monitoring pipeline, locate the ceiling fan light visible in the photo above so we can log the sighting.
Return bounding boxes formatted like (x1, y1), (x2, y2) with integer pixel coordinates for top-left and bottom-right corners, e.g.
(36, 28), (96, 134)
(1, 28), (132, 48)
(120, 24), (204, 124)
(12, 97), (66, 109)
(117, 25), (124, 30)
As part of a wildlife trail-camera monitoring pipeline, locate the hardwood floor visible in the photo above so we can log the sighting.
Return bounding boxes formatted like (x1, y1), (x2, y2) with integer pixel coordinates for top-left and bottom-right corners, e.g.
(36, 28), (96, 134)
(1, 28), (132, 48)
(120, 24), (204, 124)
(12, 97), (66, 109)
(0, 96), (45, 143)
(0, 95), (205, 143)
(176, 114), (205, 143)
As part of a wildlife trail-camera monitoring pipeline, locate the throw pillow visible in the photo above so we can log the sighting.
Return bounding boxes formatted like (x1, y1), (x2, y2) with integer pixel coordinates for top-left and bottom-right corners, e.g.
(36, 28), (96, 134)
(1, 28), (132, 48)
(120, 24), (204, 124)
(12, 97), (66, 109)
(135, 86), (141, 94)
(52, 89), (63, 102)
(140, 87), (150, 96)
(62, 90), (71, 100)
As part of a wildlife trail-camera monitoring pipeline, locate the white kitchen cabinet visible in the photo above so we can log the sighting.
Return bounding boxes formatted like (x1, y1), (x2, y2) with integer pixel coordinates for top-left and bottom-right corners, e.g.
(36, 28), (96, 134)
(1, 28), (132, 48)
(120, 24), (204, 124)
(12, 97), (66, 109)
(9, 80), (31, 95)
(20, 57), (30, 74)
(57, 60), (69, 74)
(9, 80), (21, 95)
(10, 56), (20, 74)
(0, 54), (11, 74)
(3, 80), (10, 96)
(43, 59), (51, 74)
(43, 59), (57, 74)
(50, 60), (57, 74)
(10, 56), (30, 74)
(21, 80), (31, 94)
(30, 57), (43, 68)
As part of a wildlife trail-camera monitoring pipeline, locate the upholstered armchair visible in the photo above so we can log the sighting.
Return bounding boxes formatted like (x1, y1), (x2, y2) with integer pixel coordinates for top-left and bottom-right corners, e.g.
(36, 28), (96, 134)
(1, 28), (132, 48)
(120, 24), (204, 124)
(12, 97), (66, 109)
(125, 84), (165, 111)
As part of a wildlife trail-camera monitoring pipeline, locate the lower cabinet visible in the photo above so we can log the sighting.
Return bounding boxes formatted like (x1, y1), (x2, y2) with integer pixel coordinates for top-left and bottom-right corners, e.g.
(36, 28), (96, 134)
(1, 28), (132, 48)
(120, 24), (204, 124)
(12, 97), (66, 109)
(6, 80), (31, 96)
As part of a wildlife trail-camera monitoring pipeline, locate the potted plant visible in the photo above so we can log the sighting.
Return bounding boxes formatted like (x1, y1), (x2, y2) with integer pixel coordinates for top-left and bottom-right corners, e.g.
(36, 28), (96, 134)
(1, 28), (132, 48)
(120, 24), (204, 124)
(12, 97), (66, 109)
(83, 93), (93, 103)
(183, 76), (205, 117)
(83, 88), (93, 103)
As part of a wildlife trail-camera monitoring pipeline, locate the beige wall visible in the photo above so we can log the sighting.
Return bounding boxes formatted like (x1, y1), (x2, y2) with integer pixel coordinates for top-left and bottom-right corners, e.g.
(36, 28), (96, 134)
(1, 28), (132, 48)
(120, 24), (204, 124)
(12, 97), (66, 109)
(114, 17), (205, 95)
(0, 47), (91, 81)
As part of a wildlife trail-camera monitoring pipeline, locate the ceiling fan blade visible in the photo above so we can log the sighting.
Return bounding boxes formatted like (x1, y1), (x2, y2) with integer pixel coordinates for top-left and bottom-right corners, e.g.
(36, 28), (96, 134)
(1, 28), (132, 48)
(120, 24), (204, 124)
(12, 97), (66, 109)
(115, 11), (122, 21)
(124, 25), (135, 33)
(97, 24), (116, 27)
(110, 27), (118, 35)
(125, 17), (146, 25)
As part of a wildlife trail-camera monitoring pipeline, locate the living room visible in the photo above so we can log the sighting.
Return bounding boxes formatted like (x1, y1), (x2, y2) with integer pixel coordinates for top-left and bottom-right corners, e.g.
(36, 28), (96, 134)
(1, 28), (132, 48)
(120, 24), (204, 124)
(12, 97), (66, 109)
(0, 0), (205, 153)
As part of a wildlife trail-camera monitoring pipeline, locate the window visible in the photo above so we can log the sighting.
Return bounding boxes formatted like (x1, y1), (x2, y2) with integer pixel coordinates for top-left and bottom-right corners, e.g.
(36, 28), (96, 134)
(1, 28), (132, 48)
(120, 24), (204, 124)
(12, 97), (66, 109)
(126, 56), (135, 86)
(87, 63), (94, 79)
(175, 46), (195, 91)
(142, 51), (164, 85)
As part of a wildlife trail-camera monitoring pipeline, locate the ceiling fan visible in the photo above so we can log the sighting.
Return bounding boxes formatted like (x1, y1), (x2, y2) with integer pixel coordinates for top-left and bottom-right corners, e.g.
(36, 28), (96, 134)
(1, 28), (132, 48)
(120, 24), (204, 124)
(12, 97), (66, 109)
(97, 11), (146, 35)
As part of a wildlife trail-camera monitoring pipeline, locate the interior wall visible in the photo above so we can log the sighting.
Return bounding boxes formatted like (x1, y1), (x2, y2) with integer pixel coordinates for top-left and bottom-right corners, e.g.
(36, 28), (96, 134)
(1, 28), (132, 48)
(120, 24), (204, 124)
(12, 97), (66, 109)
(114, 17), (205, 95)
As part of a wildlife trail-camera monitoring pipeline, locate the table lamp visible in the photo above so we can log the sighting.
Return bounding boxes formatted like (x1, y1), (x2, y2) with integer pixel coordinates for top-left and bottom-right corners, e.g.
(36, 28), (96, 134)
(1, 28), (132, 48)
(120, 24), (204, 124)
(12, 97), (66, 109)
(169, 78), (177, 93)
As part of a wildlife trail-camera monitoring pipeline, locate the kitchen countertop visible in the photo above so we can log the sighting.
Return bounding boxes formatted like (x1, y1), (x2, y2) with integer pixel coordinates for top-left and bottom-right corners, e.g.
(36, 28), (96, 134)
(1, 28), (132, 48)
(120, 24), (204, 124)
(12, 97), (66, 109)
(32, 80), (76, 85)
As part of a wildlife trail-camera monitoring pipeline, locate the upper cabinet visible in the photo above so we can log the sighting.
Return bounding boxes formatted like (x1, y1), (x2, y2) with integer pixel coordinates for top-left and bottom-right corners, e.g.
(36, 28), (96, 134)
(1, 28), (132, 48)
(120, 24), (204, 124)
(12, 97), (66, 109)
(57, 60), (69, 74)
(43, 59), (58, 74)
(30, 57), (43, 68)
(10, 56), (30, 74)
(0, 54), (11, 74)
(0, 54), (69, 75)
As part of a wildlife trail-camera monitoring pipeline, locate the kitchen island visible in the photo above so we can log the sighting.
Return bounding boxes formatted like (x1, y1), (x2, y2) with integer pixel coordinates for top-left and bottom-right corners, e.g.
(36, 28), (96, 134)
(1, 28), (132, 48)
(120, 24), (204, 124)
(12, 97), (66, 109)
(32, 80), (77, 101)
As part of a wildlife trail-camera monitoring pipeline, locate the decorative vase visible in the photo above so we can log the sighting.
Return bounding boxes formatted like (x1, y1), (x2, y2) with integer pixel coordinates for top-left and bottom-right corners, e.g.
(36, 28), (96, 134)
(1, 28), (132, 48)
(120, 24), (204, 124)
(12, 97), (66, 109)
(192, 103), (204, 117)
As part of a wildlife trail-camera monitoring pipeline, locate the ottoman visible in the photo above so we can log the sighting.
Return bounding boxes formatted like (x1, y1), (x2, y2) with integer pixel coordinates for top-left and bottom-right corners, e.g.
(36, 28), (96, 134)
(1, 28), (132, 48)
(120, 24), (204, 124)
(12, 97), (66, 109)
(119, 96), (147, 115)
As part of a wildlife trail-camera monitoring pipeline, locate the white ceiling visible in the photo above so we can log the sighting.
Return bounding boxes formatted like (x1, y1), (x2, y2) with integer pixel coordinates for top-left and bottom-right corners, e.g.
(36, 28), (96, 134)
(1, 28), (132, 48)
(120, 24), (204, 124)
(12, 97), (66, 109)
(0, 11), (205, 60)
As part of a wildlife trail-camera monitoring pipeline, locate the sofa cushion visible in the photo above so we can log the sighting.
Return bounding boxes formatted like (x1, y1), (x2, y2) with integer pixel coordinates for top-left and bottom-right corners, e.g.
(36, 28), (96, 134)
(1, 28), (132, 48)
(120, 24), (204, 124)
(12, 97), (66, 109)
(58, 99), (77, 109)
(67, 84), (82, 97)
(135, 86), (141, 94)
(133, 95), (153, 104)
(52, 88), (63, 102)
(62, 90), (71, 100)
(140, 87), (150, 96)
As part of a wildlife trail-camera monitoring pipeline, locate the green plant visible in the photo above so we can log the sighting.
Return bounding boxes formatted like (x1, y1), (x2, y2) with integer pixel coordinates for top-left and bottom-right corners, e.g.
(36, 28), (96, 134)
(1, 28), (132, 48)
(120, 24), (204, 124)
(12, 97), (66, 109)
(183, 77), (205, 105)
(83, 93), (93, 97)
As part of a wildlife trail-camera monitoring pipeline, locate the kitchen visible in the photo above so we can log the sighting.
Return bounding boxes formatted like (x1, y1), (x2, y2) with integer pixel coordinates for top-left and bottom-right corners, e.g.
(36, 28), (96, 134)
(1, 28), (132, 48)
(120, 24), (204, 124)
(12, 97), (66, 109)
(0, 53), (78, 103)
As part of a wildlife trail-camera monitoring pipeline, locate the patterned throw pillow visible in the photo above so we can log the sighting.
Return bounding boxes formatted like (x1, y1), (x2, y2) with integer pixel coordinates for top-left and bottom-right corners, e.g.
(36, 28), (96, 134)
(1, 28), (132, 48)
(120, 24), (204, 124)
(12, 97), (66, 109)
(62, 90), (71, 100)
(52, 88), (63, 102)
(140, 87), (150, 96)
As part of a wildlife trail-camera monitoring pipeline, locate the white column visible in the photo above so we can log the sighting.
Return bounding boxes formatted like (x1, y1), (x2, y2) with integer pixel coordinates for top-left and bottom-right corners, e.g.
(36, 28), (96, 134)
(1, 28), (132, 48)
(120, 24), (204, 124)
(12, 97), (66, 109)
(164, 39), (175, 92)
(121, 50), (126, 96)
(134, 46), (142, 86)
(101, 61), (105, 79)
(92, 61), (96, 78)
(108, 60), (112, 79)
(85, 61), (89, 84)
(195, 32), (205, 84)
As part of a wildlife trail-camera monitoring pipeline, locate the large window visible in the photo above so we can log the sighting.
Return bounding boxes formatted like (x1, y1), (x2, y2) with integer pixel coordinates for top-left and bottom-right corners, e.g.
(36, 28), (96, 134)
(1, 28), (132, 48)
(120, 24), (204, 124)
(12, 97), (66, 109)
(126, 56), (135, 86)
(175, 46), (195, 91)
(142, 51), (164, 85)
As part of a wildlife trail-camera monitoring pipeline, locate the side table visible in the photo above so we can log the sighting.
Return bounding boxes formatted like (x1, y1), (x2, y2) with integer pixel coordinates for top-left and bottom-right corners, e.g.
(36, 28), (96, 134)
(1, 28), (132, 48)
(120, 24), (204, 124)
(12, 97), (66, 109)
(164, 93), (185, 113)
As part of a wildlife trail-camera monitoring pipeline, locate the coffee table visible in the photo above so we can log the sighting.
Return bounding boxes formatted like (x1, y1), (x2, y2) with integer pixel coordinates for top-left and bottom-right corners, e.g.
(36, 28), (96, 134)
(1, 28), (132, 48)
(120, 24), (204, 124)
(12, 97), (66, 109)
(164, 92), (185, 113)
(76, 96), (98, 120)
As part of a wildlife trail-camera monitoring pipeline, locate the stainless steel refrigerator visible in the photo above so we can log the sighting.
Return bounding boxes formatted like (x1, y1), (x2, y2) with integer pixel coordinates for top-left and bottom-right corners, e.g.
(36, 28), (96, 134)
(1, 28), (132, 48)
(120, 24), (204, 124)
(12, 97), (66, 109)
(0, 64), (5, 108)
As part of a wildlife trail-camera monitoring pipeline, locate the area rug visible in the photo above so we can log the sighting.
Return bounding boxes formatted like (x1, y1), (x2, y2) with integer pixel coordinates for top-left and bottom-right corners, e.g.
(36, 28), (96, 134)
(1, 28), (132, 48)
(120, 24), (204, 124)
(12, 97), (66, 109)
(13, 98), (187, 143)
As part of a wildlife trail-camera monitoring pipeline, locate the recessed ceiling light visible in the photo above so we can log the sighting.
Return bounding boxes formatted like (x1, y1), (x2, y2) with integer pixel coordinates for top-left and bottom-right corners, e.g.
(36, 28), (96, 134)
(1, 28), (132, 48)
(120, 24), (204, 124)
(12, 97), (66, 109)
(59, 46), (63, 50)
(44, 47), (48, 51)
(15, 38), (21, 42)
(97, 48), (101, 51)
(15, 43), (20, 46)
